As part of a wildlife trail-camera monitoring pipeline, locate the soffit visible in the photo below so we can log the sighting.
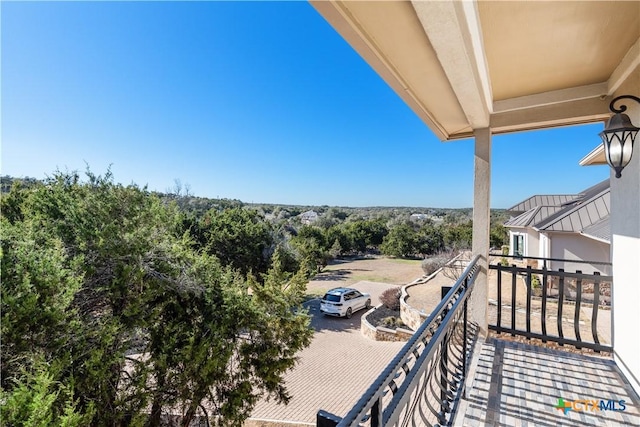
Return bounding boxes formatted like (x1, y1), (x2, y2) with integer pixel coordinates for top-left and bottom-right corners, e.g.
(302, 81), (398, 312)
(310, 0), (472, 140)
(478, 1), (640, 101)
(311, 1), (640, 141)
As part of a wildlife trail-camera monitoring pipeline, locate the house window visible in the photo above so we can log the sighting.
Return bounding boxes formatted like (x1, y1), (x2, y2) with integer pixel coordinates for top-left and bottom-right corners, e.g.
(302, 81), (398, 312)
(513, 234), (525, 257)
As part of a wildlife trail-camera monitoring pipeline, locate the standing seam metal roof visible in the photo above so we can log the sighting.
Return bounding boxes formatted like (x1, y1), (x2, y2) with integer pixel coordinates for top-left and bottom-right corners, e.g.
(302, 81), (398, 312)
(504, 206), (564, 228)
(580, 217), (611, 243)
(504, 180), (611, 241)
(533, 180), (610, 232)
(506, 194), (578, 214)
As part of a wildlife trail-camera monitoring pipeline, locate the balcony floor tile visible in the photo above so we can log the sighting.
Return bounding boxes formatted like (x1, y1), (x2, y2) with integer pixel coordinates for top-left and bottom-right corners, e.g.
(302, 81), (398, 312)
(456, 336), (640, 426)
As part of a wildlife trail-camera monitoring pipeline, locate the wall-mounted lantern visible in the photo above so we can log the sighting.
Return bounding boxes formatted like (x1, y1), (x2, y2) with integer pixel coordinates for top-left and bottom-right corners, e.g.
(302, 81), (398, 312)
(599, 95), (640, 178)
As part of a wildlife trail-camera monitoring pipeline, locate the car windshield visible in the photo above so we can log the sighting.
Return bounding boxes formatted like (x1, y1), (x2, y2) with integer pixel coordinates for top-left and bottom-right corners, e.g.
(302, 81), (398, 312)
(323, 294), (341, 302)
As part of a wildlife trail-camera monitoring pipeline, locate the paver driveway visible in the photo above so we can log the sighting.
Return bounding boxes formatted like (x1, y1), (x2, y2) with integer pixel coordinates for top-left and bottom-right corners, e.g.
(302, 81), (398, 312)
(248, 281), (406, 425)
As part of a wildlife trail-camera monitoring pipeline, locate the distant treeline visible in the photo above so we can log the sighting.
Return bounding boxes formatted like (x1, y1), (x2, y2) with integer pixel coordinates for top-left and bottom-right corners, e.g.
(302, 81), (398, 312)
(1, 174), (508, 270)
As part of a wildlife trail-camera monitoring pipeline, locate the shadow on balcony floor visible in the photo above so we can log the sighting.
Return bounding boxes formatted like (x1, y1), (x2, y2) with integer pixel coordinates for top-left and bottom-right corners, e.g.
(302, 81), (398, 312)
(456, 336), (640, 426)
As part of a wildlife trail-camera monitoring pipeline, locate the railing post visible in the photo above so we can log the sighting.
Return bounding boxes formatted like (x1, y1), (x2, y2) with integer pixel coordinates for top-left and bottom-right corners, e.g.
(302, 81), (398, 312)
(574, 270), (583, 348)
(525, 266), (532, 338)
(439, 337), (449, 424)
(591, 272), (601, 350)
(317, 410), (341, 427)
(440, 286), (452, 423)
(557, 269), (565, 345)
(496, 263), (502, 330)
(541, 264), (548, 342)
(463, 296), (468, 381)
(511, 264), (517, 336)
(371, 396), (382, 427)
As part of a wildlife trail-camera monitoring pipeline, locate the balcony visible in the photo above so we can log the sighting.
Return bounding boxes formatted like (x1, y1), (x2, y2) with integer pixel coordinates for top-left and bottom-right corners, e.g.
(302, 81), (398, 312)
(316, 255), (640, 426)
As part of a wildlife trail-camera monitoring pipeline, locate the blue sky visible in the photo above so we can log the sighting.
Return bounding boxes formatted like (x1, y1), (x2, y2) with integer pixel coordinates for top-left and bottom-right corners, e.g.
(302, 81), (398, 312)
(1, 1), (609, 208)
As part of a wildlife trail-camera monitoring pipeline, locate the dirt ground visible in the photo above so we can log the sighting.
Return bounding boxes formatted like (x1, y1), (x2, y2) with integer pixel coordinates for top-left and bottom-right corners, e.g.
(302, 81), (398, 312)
(305, 256), (424, 296)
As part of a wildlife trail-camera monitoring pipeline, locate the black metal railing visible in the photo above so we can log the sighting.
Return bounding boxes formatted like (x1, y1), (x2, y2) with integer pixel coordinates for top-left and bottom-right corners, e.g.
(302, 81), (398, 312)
(489, 255), (612, 352)
(317, 255), (481, 427)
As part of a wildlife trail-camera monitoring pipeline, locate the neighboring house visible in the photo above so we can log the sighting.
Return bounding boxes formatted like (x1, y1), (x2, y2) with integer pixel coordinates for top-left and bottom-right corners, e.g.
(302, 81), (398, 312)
(505, 180), (611, 274)
(410, 213), (443, 223)
(299, 210), (319, 225)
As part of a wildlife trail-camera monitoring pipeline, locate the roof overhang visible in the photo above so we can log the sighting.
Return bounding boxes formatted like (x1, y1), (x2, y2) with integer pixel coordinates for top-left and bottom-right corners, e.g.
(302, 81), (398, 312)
(580, 232), (611, 245)
(310, 1), (640, 141)
(579, 144), (607, 166)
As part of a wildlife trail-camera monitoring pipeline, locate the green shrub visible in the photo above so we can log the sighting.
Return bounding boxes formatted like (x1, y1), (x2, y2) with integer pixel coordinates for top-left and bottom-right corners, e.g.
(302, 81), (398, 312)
(499, 245), (510, 266)
(531, 274), (541, 289)
(381, 316), (406, 329)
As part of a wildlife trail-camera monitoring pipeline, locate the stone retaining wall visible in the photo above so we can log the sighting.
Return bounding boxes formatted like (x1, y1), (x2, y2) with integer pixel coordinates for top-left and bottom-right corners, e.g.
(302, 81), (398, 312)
(400, 253), (468, 330)
(361, 305), (414, 342)
(400, 272), (436, 330)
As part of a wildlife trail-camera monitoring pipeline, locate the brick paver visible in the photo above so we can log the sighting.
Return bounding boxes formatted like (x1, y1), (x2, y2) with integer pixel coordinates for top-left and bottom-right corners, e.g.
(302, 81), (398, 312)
(248, 281), (406, 425)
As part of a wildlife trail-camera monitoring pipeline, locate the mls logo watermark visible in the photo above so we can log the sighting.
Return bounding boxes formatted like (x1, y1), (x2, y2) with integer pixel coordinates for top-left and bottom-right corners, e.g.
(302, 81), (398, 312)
(555, 397), (627, 415)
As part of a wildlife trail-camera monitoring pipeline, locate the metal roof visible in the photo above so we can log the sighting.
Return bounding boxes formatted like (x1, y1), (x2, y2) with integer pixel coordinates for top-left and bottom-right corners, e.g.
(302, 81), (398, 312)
(506, 194), (578, 214)
(505, 180), (611, 237)
(504, 206), (563, 228)
(534, 180), (610, 233)
(580, 217), (611, 243)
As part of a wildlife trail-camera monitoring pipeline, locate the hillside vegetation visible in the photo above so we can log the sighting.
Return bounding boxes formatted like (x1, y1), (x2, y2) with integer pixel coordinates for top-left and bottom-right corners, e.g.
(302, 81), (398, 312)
(0, 172), (507, 425)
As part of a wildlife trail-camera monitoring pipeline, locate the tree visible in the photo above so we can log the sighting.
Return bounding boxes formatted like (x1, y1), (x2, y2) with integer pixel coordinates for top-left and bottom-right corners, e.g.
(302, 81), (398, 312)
(415, 223), (445, 256)
(1, 170), (312, 426)
(490, 224), (508, 248)
(296, 225), (327, 249)
(199, 207), (274, 278)
(290, 226), (329, 274)
(444, 221), (473, 250)
(346, 219), (388, 253)
(380, 223), (416, 258)
(325, 225), (353, 255)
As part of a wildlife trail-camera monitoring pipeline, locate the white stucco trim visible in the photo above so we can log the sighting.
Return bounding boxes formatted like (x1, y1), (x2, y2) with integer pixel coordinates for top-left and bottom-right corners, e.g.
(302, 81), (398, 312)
(509, 230), (527, 257)
(411, 1), (491, 128)
(608, 36), (640, 95)
(493, 83), (608, 113)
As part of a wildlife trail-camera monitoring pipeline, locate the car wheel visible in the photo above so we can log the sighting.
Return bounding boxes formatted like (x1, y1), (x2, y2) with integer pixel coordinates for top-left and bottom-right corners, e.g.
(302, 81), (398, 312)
(346, 307), (352, 319)
(365, 299), (371, 309)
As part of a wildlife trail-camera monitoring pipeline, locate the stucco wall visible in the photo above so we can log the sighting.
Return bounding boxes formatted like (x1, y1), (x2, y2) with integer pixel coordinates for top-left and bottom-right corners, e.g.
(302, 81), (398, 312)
(547, 232), (612, 275)
(527, 229), (539, 257)
(611, 74), (640, 396)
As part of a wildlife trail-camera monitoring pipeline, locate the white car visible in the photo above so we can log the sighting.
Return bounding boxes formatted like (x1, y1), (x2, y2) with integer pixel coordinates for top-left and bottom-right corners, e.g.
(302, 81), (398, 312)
(320, 287), (371, 318)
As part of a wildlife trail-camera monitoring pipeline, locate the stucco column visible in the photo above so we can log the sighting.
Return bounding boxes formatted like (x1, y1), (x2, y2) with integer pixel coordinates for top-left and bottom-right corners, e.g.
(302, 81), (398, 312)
(471, 128), (491, 336)
(610, 81), (640, 395)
